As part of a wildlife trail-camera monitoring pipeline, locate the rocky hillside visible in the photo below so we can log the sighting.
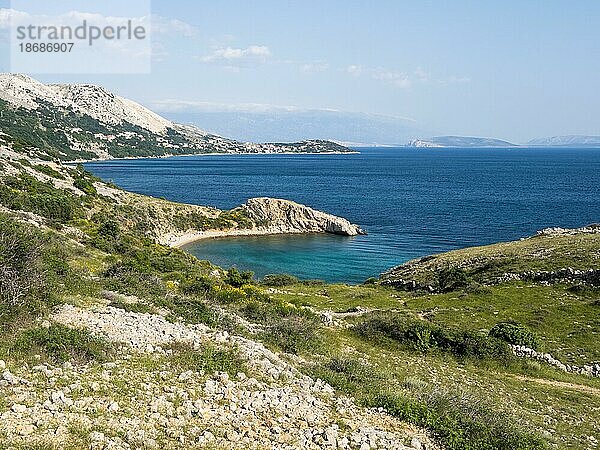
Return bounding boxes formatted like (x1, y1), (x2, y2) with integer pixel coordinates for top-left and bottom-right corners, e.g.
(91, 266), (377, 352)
(0, 74), (352, 162)
(380, 227), (600, 292)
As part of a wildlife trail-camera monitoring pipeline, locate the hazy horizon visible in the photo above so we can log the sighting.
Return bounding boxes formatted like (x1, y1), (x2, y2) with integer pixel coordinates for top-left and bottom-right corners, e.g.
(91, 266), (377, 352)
(1, 1), (599, 142)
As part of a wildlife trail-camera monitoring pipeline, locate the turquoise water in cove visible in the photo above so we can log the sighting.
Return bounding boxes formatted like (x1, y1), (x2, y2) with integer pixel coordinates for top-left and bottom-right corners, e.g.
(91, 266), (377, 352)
(85, 147), (600, 283)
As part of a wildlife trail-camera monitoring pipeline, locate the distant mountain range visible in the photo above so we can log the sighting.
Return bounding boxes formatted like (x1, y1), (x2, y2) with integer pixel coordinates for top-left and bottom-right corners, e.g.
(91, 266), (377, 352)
(161, 110), (424, 146)
(157, 108), (600, 149)
(0, 74), (351, 162)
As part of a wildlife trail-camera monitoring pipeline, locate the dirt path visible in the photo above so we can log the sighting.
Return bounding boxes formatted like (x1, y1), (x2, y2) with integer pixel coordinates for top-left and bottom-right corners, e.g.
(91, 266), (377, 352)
(513, 375), (600, 396)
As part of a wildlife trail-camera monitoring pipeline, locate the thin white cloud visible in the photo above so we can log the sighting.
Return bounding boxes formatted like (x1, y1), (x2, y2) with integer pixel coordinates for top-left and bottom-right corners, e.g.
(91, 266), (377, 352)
(198, 45), (272, 68)
(440, 75), (471, 85)
(300, 62), (329, 73)
(150, 14), (197, 37)
(346, 64), (470, 89)
(371, 68), (411, 88)
(347, 65), (411, 88)
(347, 64), (363, 76)
(414, 66), (430, 82)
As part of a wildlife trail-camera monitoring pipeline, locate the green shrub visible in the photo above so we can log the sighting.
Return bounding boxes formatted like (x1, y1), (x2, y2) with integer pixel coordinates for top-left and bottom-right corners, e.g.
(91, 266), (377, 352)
(180, 274), (214, 295)
(225, 267), (254, 287)
(14, 324), (113, 363)
(0, 174), (81, 222)
(309, 357), (382, 394)
(0, 217), (48, 308)
(33, 164), (65, 179)
(164, 296), (222, 327)
(301, 279), (326, 287)
(438, 266), (471, 292)
(108, 300), (154, 314)
(261, 273), (299, 287)
(354, 313), (511, 359)
(167, 342), (245, 376)
(307, 356), (546, 450)
(262, 316), (321, 354)
(102, 263), (167, 298)
(367, 390), (548, 450)
(489, 322), (540, 350)
(73, 176), (97, 196)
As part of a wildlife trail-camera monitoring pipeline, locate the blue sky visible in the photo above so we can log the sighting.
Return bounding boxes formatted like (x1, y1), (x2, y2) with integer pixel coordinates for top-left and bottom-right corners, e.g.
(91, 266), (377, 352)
(1, 0), (599, 142)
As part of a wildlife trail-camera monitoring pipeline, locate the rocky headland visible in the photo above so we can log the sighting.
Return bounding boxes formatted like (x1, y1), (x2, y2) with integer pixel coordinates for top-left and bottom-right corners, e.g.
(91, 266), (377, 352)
(160, 198), (366, 247)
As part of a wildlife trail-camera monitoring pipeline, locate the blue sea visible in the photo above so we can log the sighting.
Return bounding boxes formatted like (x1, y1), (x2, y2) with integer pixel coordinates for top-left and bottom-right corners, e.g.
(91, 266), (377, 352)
(85, 148), (600, 283)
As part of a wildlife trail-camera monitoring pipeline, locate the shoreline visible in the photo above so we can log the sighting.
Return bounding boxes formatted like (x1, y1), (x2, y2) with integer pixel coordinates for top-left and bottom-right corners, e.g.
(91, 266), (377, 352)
(165, 228), (347, 248)
(66, 150), (360, 164)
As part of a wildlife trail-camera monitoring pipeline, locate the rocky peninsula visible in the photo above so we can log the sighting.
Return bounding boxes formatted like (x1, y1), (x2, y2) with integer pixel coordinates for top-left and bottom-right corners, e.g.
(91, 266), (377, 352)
(160, 198), (366, 248)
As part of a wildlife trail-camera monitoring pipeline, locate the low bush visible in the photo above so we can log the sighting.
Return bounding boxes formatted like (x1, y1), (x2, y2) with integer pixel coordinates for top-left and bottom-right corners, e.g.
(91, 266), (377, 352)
(367, 390), (548, 450)
(308, 357), (382, 394)
(0, 175), (81, 222)
(262, 315), (321, 354)
(108, 300), (154, 314)
(489, 322), (540, 350)
(163, 296), (222, 327)
(102, 263), (167, 298)
(354, 313), (511, 360)
(225, 267), (254, 287)
(167, 342), (245, 376)
(438, 266), (471, 292)
(301, 279), (326, 287)
(307, 356), (547, 450)
(13, 324), (114, 363)
(33, 164), (65, 180)
(261, 273), (299, 287)
(180, 274), (214, 295)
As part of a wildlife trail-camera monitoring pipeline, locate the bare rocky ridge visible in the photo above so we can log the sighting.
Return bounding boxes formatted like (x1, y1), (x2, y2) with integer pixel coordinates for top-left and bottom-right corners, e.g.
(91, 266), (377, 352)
(0, 73), (354, 161)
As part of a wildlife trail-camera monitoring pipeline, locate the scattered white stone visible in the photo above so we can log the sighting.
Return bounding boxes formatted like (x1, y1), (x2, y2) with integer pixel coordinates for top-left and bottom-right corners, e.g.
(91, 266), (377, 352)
(108, 401), (120, 412)
(11, 403), (27, 413)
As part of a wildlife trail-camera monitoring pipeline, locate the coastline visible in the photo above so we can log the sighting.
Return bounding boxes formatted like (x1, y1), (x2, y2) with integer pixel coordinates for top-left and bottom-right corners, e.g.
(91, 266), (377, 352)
(165, 228), (325, 249)
(67, 150), (360, 164)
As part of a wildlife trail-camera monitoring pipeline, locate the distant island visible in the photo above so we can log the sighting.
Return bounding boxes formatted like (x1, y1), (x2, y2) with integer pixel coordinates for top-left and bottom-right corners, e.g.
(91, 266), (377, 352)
(527, 135), (600, 147)
(405, 135), (600, 148)
(406, 136), (517, 148)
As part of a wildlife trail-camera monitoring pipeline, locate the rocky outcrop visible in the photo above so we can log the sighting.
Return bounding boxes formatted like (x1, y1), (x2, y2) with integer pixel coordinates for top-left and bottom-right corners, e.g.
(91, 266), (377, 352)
(536, 224), (600, 236)
(496, 268), (600, 286)
(243, 198), (366, 236)
(511, 345), (600, 378)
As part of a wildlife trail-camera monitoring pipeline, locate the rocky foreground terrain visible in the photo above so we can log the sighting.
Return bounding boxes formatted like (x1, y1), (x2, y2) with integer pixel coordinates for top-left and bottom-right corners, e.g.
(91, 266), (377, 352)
(0, 300), (430, 450)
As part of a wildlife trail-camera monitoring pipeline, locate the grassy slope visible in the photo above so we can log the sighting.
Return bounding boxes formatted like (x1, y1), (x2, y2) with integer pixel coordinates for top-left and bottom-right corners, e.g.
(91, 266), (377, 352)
(268, 266), (600, 449)
(381, 232), (600, 287)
